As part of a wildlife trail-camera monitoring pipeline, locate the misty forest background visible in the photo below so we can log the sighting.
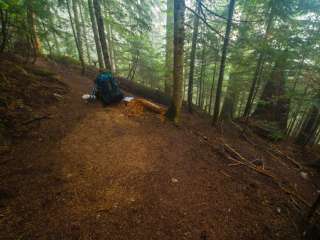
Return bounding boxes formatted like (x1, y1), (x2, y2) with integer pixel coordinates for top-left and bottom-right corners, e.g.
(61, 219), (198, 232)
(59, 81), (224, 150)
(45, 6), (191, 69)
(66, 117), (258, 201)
(1, 0), (320, 145)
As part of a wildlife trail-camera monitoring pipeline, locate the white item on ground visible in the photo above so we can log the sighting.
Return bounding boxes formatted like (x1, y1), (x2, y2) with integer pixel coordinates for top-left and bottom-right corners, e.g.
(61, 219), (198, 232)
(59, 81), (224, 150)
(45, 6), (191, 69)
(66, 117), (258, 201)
(82, 94), (96, 101)
(171, 178), (179, 183)
(123, 96), (134, 102)
(53, 93), (64, 99)
(300, 171), (309, 180)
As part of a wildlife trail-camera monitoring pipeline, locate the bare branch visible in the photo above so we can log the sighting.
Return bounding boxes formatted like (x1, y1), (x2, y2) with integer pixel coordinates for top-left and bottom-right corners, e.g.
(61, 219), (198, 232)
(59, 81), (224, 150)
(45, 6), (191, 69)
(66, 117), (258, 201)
(199, 1), (263, 24)
(186, 6), (225, 39)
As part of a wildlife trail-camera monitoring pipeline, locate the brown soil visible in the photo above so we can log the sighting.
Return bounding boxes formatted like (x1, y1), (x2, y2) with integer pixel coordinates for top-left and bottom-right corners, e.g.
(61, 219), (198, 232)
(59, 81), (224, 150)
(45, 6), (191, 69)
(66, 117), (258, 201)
(0, 58), (319, 240)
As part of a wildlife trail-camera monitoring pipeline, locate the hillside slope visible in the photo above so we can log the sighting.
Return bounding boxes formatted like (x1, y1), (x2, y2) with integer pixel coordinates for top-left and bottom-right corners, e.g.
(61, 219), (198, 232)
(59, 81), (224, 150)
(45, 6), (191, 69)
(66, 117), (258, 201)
(0, 57), (319, 240)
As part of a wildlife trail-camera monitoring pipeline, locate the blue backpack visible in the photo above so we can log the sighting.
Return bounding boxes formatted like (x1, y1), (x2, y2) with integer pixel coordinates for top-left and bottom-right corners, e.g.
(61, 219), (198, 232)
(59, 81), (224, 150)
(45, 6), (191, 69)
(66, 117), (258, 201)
(95, 71), (123, 104)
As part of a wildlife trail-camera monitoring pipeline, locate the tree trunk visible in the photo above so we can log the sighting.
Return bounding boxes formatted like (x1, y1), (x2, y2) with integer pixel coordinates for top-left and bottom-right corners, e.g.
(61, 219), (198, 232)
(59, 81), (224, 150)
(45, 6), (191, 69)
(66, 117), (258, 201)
(287, 112), (298, 136)
(49, 10), (61, 55)
(292, 108), (308, 137)
(165, 0), (174, 96)
(287, 86), (309, 136)
(311, 128), (320, 145)
(127, 53), (139, 81)
(198, 45), (206, 109)
(27, 0), (41, 61)
(243, 4), (274, 117)
(220, 73), (237, 119)
(208, 61), (218, 115)
(79, 0), (91, 64)
(183, 60), (189, 101)
(66, 0), (85, 73)
(296, 94), (320, 145)
(220, 4), (249, 120)
(0, 9), (9, 53)
(253, 52), (290, 131)
(243, 54), (264, 117)
(93, 0), (112, 71)
(88, 0), (104, 69)
(212, 0), (236, 125)
(72, 0), (85, 64)
(102, 0), (116, 72)
(237, 93), (246, 117)
(40, 22), (53, 55)
(106, 21), (116, 72)
(103, 2), (116, 73)
(187, 0), (201, 112)
(165, 0), (185, 124)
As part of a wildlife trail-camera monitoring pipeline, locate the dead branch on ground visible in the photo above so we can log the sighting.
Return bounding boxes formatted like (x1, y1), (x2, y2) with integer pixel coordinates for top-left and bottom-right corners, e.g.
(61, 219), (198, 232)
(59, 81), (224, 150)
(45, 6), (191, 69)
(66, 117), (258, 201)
(231, 120), (303, 170)
(190, 128), (317, 214)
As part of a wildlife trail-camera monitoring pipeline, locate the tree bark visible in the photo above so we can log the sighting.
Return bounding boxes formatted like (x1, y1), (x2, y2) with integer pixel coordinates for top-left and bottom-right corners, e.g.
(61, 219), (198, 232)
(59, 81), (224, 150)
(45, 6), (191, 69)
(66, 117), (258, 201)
(243, 3), (274, 117)
(93, 0), (112, 71)
(220, 3), (250, 120)
(79, 0), (91, 64)
(66, 0), (86, 73)
(102, 0), (116, 72)
(243, 54), (264, 117)
(27, 0), (41, 61)
(49, 9), (61, 55)
(88, 0), (104, 69)
(296, 94), (320, 145)
(212, 0), (236, 125)
(253, 52), (290, 131)
(165, 0), (174, 96)
(208, 61), (218, 114)
(286, 86), (309, 136)
(187, 0), (201, 112)
(220, 73), (238, 119)
(103, 2), (116, 73)
(0, 9), (9, 53)
(237, 93), (246, 117)
(165, 0), (185, 124)
(40, 22), (53, 55)
(198, 44), (206, 109)
(106, 21), (116, 72)
(72, 0), (85, 63)
(292, 108), (308, 137)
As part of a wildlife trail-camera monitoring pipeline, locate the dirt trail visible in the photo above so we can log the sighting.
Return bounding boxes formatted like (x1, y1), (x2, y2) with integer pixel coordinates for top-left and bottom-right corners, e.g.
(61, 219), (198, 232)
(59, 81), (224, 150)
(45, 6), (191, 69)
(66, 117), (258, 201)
(0, 60), (306, 239)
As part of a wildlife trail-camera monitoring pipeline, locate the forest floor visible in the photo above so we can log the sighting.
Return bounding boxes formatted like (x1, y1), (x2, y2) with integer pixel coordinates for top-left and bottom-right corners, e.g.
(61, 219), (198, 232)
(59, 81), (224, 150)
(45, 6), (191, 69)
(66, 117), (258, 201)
(0, 56), (319, 240)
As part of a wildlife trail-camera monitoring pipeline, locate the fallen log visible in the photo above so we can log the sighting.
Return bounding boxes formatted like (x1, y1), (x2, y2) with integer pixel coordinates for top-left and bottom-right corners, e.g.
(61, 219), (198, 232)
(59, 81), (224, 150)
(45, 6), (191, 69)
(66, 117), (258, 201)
(134, 98), (166, 115)
(116, 77), (171, 106)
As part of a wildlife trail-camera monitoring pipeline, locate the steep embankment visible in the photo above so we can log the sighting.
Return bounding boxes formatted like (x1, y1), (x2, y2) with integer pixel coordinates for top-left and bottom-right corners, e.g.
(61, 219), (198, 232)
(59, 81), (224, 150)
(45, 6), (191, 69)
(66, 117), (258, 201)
(0, 54), (69, 151)
(0, 56), (319, 239)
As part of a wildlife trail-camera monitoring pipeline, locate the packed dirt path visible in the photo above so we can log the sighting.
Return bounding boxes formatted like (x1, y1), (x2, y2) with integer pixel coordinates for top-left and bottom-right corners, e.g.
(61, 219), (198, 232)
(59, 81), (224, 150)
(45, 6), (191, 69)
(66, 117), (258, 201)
(0, 60), (305, 239)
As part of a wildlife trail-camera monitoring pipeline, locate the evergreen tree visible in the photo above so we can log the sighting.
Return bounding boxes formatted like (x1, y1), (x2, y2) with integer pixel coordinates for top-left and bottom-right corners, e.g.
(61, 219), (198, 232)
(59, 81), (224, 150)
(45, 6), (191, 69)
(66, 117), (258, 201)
(212, 0), (236, 125)
(165, 0), (185, 124)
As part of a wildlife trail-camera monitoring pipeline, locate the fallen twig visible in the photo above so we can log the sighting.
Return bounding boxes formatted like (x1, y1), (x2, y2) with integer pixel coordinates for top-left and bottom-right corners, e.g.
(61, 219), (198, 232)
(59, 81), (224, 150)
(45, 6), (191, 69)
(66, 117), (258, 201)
(269, 145), (303, 170)
(219, 169), (232, 178)
(231, 120), (300, 170)
(221, 142), (313, 209)
(223, 143), (256, 167)
(190, 129), (316, 214)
